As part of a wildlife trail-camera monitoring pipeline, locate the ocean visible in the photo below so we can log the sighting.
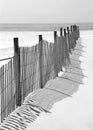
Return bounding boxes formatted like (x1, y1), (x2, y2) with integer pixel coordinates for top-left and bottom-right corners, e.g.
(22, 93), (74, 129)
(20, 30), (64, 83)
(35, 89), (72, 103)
(0, 23), (93, 31)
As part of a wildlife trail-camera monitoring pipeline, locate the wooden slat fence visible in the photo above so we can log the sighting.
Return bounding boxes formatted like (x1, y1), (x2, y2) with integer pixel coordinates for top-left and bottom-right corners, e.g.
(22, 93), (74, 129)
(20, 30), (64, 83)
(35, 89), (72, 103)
(20, 44), (40, 102)
(0, 25), (80, 123)
(0, 58), (16, 122)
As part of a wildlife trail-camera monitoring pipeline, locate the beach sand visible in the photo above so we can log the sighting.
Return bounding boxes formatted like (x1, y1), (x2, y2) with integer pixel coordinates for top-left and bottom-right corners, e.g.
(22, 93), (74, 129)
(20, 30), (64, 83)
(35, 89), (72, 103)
(26, 31), (93, 130)
(0, 30), (93, 129)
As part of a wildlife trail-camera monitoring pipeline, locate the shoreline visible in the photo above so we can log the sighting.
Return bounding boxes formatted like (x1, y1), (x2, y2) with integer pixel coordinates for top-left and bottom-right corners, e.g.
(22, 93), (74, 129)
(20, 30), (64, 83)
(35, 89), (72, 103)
(0, 23), (93, 31)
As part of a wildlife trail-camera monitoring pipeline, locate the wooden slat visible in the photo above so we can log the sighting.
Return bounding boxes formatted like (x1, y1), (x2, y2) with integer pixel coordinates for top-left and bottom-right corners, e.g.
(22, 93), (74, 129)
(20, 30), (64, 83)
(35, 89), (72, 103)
(10, 60), (13, 112)
(22, 47), (24, 101)
(4, 64), (6, 118)
(23, 48), (27, 99)
(23, 47), (26, 101)
(7, 62), (11, 114)
(20, 47), (23, 102)
(27, 47), (31, 92)
(3, 65), (5, 118)
(7, 62), (10, 115)
(5, 64), (8, 117)
(10, 60), (12, 113)
(32, 47), (35, 90)
(1, 66), (4, 122)
(25, 47), (28, 97)
(35, 44), (39, 89)
(0, 67), (2, 122)
(12, 58), (16, 110)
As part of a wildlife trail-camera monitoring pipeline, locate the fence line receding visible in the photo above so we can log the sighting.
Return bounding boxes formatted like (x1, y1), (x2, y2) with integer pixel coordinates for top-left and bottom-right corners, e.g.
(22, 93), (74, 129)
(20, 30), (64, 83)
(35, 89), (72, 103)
(0, 25), (80, 122)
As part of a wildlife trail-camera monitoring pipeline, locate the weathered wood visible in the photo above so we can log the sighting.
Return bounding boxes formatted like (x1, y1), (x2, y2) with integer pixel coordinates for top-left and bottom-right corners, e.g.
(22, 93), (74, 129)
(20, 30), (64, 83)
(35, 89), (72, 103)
(54, 31), (58, 77)
(39, 35), (43, 88)
(1, 66), (4, 122)
(12, 58), (16, 111)
(64, 29), (66, 37)
(14, 38), (21, 106)
(54, 31), (57, 42)
(10, 60), (12, 113)
(7, 62), (11, 114)
(60, 28), (63, 36)
(67, 27), (69, 34)
(71, 25), (73, 32)
(39, 35), (43, 42)
(5, 64), (8, 118)
(67, 26), (72, 54)
(4, 64), (6, 118)
(0, 24), (80, 124)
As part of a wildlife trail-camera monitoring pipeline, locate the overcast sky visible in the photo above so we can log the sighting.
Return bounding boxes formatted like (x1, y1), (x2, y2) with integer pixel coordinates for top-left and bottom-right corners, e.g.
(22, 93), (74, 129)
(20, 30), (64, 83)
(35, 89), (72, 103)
(0, 0), (93, 23)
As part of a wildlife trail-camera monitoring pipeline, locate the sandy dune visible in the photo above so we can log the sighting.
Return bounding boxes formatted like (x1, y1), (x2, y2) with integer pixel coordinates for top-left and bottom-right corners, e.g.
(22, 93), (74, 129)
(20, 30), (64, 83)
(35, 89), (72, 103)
(26, 31), (93, 130)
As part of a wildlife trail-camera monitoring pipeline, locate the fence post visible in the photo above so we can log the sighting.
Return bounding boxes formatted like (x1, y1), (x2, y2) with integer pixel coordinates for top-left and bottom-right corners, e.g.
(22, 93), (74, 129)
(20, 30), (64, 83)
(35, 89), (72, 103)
(64, 29), (66, 37)
(60, 28), (63, 36)
(59, 28), (63, 70)
(14, 38), (21, 106)
(64, 28), (70, 66)
(54, 31), (57, 42)
(67, 27), (69, 34)
(54, 31), (58, 77)
(71, 25), (73, 32)
(39, 35), (43, 88)
(67, 26), (72, 54)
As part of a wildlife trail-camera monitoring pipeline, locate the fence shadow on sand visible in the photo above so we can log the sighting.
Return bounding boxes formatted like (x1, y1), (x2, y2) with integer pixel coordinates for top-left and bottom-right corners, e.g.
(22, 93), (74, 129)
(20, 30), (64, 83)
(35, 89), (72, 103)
(0, 25), (86, 130)
(24, 37), (85, 112)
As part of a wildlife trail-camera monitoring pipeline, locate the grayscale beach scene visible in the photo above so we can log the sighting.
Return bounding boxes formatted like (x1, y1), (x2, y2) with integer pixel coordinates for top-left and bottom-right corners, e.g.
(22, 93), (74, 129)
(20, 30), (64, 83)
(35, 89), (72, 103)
(0, 0), (93, 130)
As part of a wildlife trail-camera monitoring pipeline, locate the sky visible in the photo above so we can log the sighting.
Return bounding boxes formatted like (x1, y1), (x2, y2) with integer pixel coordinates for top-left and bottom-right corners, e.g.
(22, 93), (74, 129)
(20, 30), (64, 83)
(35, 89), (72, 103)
(0, 0), (93, 23)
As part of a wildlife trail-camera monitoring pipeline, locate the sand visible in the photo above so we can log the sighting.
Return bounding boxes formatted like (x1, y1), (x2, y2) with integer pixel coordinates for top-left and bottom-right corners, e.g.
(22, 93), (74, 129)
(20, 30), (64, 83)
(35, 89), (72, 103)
(0, 30), (93, 129)
(26, 30), (93, 130)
